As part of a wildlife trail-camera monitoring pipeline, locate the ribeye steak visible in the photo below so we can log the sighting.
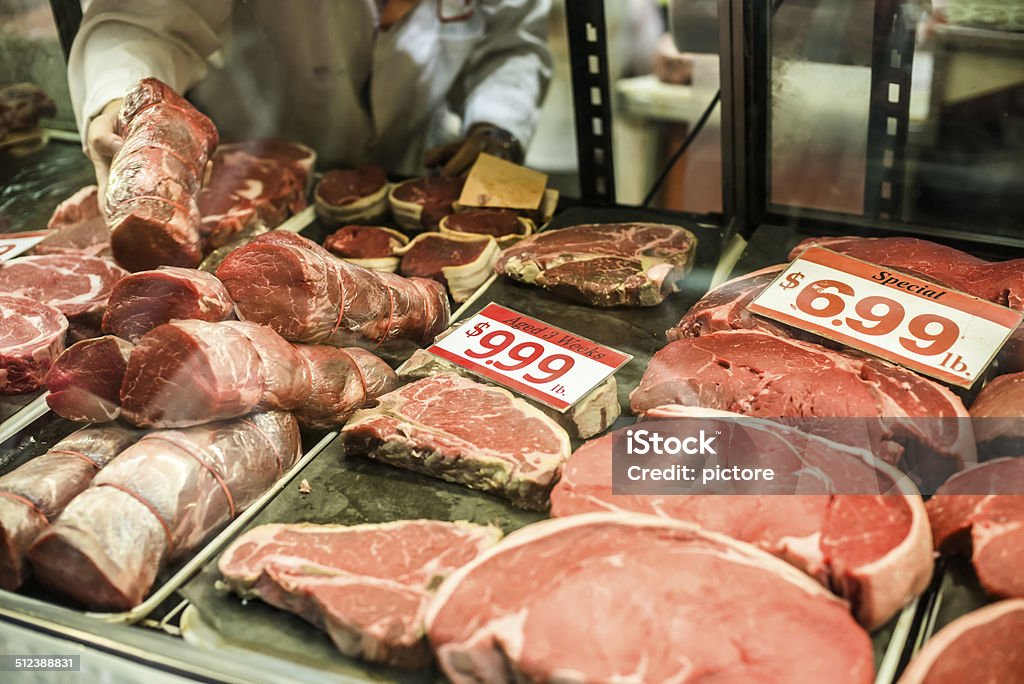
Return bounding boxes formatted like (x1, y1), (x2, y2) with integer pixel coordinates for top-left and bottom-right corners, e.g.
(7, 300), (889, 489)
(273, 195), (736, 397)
(0, 295), (67, 395)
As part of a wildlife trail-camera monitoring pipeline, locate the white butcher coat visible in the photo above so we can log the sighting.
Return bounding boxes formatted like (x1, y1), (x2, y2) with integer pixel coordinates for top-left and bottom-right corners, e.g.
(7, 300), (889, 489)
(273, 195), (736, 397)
(68, 0), (552, 173)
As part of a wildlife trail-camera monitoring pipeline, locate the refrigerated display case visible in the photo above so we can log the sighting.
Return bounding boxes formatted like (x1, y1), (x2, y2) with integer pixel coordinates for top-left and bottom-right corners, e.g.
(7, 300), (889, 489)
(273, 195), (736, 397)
(1, 0), (1022, 681)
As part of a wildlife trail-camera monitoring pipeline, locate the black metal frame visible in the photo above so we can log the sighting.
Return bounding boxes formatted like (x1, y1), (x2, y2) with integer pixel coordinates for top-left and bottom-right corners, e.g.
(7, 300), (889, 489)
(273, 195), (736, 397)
(47, 0), (81, 61)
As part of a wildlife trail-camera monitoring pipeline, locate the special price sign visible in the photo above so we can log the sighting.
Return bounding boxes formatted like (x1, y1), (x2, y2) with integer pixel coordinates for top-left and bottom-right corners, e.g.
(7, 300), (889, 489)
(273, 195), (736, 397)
(749, 247), (1023, 387)
(428, 303), (632, 411)
(0, 231), (47, 262)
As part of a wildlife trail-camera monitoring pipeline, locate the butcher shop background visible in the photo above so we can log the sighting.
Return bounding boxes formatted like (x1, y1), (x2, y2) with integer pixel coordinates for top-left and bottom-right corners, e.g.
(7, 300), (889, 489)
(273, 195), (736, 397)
(0, 0), (74, 131)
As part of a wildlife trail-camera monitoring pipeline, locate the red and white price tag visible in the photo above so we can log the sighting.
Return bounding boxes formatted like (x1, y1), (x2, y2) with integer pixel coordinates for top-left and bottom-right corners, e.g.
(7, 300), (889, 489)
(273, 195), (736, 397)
(749, 247), (1023, 388)
(0, 231), (47, 262)
(428, 303), (632, 411)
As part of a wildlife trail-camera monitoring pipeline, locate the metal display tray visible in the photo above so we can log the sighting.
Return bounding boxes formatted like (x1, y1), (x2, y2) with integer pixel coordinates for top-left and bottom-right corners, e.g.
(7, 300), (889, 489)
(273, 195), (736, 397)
(0, 411), (337, 625)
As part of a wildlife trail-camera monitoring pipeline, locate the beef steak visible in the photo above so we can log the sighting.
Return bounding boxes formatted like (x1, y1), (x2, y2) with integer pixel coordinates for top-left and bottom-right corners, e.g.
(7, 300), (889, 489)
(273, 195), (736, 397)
(630, 330), (976, 477)
(898, 599), (1024, 684)
(496, 223), (698, 307)
(0, 254), (126, 320)
(550, 406), (933, 629)
(219, 520), (502, 668)
(0, 424), (140, 590)
(28, 411), (300, 611)
(102, 266), (234, 342)
(45, 336), (134, 422)
(341, 374), (571, 510)
(426, 513), (875, 684)
(399, 233), (499, 302)
(35, 186), (111, 257)
(926, 458), (1024, 600)
(0, 295), (67, 395)
(969, 372), (1024, 459)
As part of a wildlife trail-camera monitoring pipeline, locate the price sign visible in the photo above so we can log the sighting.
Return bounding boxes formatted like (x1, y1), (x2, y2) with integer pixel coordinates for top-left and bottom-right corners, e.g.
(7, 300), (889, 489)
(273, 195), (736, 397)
(0, 231), (47, 262)
(428, 303), (632, 411)
(749, 247), (1023, 388)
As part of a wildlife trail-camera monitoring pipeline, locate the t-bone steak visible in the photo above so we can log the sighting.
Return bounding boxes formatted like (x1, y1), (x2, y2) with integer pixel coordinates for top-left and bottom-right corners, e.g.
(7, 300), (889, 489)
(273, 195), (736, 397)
(969, 372), (1024, 459)
(219, 520), (502, 668)
(0, 295), (68, 395)
(217, 231), (449, 350)
(101, 266), (234, 342)
(341, 374), (571, 510)
(550, 406), (933, 629)
(28, 411), (300, 611)
(926, 458), (1024, 600)
(496, 223), (698, 307)
(630, 330), (976, 478)
(898, 599), (1024, 684)
(45, 336), (134, 422)
(426, 513), (875, 684)
(105, 78), (218, 271)
(0, 424), (140, 590)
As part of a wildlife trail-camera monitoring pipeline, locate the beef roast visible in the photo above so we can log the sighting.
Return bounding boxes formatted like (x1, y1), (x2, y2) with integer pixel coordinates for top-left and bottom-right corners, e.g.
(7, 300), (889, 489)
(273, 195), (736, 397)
(28, 411), (300, 611)
(898, 599), (1024, 684)
(969, 372), (1024, 459)
(426, 513), (875, 684)
(105, 78), (218, 271)
(630, 330), (976, 478)
(292, 345), (398, 429)
(45, 336), (134, 422)
(496, 223), (698, 307)
(0, 295), (67, 395)
(926, 458), (1024, 600)
(219, 520), (502, 668)
(341, 374), (571, 510)
(120, 320), (310, 427)
(35, 186), (111, 257)
(217, 231), (449, 349)
(0, 424), (140, 590)
(102, 267), (234, 341)
(550, 406), (933, 629)
(399, 233), (499, 302)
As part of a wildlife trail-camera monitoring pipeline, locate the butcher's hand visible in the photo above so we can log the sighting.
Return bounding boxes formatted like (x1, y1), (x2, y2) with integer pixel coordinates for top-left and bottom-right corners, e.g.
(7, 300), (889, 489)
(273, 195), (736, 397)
(86, 99), (124, 213)
(423, 123), (524, 177)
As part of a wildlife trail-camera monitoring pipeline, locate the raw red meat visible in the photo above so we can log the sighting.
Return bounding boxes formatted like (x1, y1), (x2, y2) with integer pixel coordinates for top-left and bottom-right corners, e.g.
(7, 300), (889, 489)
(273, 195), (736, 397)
(218, 520), (502, 668)
(0, 295), (67, 394)
(667, 265), (791, 341)
(550, 406), (933, 629)
(102, 267), (234, 342)
(316, 167), (387, 206)
(392, 176), (464, 228)
(631, 330), (976, 476)
(45, 336), (134, 422)
(105, 78), (218, 272)
(292, 346), (398, 429)
(341, 374), (571, 510)
(0, 424), (139, 590)
(926, 458), (1024, 599)
(35, 186), (111, 257)
(0, 83), (55, 137)
(400, 233), (492, 282)
(28, 411), (300, 611)
(216, 139), (316, 191)
(324, 226), (404, 260)
(496, 223), (698, 307)
(898, 599), (1024, 684)
(791, 236), (1024, 372)
(426, 513), (875, 684)
(0, 254), (126, 321)
(119, 320), (310, 428)
(444, 209), (525, 237)
(969, 372), (1024, 459)
(216, 231), (449, 350)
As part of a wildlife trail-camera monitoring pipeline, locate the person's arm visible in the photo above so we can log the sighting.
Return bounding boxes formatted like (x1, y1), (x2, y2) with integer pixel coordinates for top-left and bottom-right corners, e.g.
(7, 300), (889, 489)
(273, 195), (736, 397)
(69, 0), (232, 203)
(425, 0), (553, 175)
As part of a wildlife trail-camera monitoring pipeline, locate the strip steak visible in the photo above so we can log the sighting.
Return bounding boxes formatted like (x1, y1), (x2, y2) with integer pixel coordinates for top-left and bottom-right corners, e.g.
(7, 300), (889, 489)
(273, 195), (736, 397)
(426, 513), (875, 684)
(341, 374), (571, 510)
(219, 520), (502, 668)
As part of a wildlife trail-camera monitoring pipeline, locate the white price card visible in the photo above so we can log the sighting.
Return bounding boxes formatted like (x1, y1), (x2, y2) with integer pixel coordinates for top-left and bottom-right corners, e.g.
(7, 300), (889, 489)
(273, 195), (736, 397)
(428, 303), (632, 411)
(0, 231), (47, 262)
(749, 247), (1023, 388)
